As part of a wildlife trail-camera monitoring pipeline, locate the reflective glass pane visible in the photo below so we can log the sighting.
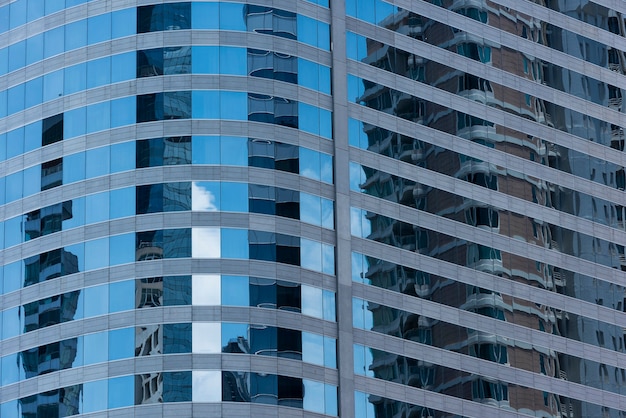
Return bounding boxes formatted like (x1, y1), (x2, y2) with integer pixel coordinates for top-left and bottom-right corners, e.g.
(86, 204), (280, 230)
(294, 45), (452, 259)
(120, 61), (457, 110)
(221, 323), (248, 351)
(191, 3), (218, 29)
(86, 192), (109, 223)
(192, 371), (221, 402)
(191, 227), (220, 258)
(65, 62), (87, 95)
(110, 96), (135, 127)
(2, 306), (21, 339)
(192, 90), (219, 118)
(192, 46), (219, 73)
(112, 8), (136, 38)
(63, 107), (86, 139)
(7, 83), (25, 115)
(192, 136), (220, 164)
(303, 379), (325, 413)
(164, 46), (191, 74)
(44, 26), (63, 59)
(4, 216), (21, 248)
(220, 91), (247, 120)
(110, 187), (135, 218)
(221, 136), (247, 165)
(301, 285), (323, 318)
(87, 56), (111, 89)
(219, 3), (245, 30)
(221, 229), (249, 259)
(84, 331), (108, 364)
(25, 33), (44, 66)
(109, 280), (134, 312)
(84, 284), (108, 318)
(83, 379), (107, 412)
(63, 198), (86, 230)
(300, 239), (321, 272)
(108, 328), (134, 360)
(0, 48), (7, 76)
(192, 181), (219, 211)
(302, 331), (324, 366)
(85, 146), (110, 178)
(221, 182), (247, 211)
(37, 164), (62, 192)
(221, 275), (249, 306)
(85, 238), (109, 270)
(192, 274), (220, 305)
(23, 165), (40, 197)
(112, 53), (136, 83)
(65, 19), (87, 51)
(192, 323), (221, 353)
(88, 13), (111, 45)
(110, 141), (135, 173)
(8, 40), (26, 72)
(5, 171), (23, 203)
(9, 0), (26, 29)
(109, 233), (134, 265)
(108, 375), (134, 408)
(219, 46), (246, 75)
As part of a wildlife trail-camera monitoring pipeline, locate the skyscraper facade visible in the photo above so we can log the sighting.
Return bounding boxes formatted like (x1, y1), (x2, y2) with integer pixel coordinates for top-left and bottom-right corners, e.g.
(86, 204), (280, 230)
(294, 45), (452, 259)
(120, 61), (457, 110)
(1, 0), (626, 417)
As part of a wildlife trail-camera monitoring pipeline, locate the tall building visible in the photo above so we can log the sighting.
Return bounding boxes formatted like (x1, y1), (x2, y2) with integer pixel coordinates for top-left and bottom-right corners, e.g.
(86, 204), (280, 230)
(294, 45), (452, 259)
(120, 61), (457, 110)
(1, 0), (626, 417)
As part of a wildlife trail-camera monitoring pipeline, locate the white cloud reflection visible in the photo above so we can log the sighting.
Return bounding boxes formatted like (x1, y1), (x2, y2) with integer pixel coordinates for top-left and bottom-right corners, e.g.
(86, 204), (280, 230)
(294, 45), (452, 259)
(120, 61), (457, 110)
(192, 323), (221, 354)
(192, 227), (220, 258)
(192, 182), (218, 211)
(192, 370), (221, 402)
(192, 274), (220, 305)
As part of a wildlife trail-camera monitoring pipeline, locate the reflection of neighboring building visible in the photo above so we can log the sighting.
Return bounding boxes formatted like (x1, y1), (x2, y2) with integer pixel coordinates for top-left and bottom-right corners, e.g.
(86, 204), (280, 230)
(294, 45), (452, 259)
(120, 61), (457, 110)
(20, 202), (81, 416)
(354, 1), (625, 416)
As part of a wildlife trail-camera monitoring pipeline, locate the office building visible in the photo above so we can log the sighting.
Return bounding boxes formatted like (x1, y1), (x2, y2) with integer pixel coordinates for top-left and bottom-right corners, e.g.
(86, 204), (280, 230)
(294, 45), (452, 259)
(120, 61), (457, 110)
(1, 0), (626, 417)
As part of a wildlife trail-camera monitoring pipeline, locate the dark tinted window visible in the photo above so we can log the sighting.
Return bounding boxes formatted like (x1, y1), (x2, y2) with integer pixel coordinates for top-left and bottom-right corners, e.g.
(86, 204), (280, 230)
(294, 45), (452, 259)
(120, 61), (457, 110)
(42, 113), (63, 146)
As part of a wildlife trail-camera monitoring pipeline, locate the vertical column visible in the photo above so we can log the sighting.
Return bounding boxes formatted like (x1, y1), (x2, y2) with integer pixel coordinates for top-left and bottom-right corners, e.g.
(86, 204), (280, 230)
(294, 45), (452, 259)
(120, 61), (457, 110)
(329, 0), (354, 416)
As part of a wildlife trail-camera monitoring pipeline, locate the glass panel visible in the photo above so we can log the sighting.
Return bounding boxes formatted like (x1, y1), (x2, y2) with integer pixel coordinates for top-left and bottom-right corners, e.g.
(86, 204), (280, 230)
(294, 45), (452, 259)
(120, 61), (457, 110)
(221, 323), (248, 352)
(24, 77), (42, 109)
(83, 379), (107, 413)
(63, 107), (86, 139)
(112, 52), (136, 82)
(110, 96), (135, 128)
(88, 13), (111, 45)
(108, 328), (134, 360)
(192, 227), (220, 258)
(85, 238), (109, 271)
(8, 40), (26, 73)
(85, 146), (110, 178)
(302, 332), (324, 366)
(191, 3), (218, 29)
(192, 371), (221, 402)
(44, 26), (63, 59)
(192, 274), (220, 305)
(42, 113), (63, 146)
(85, 192), (109, 223)
(192, 323), (221, 353)
(108, 375), (134, 408)
(84, 331), (108, 365)
(65, 19), (87, 51)
(221, 275), (249, 306)
(109, 233), (134, 265)
(112, 8), (136, 38)
(110, 187), (135, 218)
(86, 56), (111, 89)
(192, 181), (219, 211)
(110, 141), (135, 172)
(84, 284), (108, 318)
